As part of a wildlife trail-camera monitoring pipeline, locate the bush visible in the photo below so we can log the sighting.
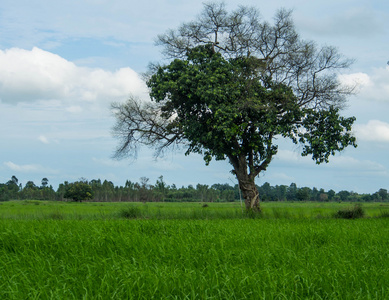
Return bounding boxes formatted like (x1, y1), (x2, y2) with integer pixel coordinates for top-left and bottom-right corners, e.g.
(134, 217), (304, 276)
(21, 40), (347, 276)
(334, 204), (365, 219)
(118, 206), (142, 219)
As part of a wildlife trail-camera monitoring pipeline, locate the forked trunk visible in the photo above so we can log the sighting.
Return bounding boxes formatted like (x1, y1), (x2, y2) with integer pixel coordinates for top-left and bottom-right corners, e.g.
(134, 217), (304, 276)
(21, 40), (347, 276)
(238, 178), (261, 212)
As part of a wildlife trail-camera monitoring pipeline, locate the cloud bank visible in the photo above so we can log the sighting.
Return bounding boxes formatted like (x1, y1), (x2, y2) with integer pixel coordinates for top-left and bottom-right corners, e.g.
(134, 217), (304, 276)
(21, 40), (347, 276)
(339, 67), (389, 103)
(4, 161), (58, 174)
(355, 120), (389, 142)
(0, 47), (148, 105)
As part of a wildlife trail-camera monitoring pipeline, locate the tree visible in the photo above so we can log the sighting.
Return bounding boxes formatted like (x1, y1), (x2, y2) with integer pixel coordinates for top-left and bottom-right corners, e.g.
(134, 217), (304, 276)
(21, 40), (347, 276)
(378, 188), (388, 201)
(155, 176), (168, 201)
(56, 181), (68, 201)
(296, 187), (311, 201)
(276, 185), (287, 201)
(319, 192), (329, 202)
(286, 183), (297, 201)
(41, 178), (49, 188)
(64, 181), (93, 202)
(11, 175), (18, 185)
(102, 180), (115, 202)
(259, 182), (274, 201)
(6, 176), (20, 199)
(0, 183), (8, 201)
(196, 184), (209, 202)
(21, 181), (38, 200)
(112, 3), (357, 211)
(327, 189), (336, 201)
(138, 177), (151, 202)
(337, 190), (350, 202)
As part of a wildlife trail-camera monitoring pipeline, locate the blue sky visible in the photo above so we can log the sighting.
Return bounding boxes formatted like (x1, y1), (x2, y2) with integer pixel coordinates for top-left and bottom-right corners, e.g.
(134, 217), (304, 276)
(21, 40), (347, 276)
(1, 0), (389, 193)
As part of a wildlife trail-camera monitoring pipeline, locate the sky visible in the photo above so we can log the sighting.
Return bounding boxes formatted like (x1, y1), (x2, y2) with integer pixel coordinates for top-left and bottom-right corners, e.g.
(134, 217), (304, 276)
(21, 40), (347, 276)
(0, 0), (389, 193)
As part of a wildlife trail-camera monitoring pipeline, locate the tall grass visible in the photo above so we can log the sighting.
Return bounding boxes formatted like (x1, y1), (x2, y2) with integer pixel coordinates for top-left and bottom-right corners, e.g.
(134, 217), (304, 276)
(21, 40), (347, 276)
(1, 218), (389, 299)
(2, 200), (389, 220)
(1, 201), (389, 298)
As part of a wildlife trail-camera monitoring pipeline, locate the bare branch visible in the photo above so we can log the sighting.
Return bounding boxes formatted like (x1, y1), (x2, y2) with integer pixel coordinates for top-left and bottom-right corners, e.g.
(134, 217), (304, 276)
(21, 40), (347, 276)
(156, 4), (354, 109)
(111, 96), (185, 160)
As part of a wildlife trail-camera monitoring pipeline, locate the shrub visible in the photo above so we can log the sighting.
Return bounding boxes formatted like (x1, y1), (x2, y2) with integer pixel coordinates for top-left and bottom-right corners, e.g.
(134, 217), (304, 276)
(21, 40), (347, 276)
(334, 204), (365, 219)
(118, 206), (142, 219)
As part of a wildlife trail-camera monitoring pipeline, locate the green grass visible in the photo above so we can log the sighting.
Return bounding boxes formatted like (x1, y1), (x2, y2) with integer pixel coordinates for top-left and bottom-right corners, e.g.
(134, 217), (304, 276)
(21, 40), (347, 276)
(1, 201), (389, 299)
(2, 200), (389, 220)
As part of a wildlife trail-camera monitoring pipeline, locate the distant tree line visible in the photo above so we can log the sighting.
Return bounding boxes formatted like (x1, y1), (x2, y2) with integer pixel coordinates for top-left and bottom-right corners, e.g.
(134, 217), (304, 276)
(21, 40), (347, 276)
(0, 175), (388, 203)
(0, 176), (56, 202)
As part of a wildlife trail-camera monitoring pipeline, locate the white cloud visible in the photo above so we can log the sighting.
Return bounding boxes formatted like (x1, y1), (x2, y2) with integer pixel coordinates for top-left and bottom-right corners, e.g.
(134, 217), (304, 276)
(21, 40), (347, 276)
(4, 161), (58, 174)
(0, 47), (149, 105)
(338, 72), (371, 92)
(275, 149), (385, 173)
(4, 161), (37, 172)
(327, 155), (386, 173)
(338, 67), (389, 103)
(38, 135), (50, 144)
(366, 66), (389, 102)
(355, 120), (389, 142)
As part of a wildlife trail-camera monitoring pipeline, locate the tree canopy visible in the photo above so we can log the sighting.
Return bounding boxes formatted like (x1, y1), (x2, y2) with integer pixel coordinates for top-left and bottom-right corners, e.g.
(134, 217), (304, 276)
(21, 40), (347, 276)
(112, 2), (357, 211)
(64, 181), (93, 202)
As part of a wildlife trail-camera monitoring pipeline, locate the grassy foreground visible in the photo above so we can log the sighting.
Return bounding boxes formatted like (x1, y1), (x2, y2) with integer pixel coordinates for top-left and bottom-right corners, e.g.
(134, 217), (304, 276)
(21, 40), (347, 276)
(1, 201), (389, 299)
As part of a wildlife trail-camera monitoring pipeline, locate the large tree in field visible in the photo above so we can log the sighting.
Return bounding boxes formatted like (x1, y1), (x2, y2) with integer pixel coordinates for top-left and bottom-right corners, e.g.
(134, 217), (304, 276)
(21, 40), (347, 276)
(112, 2), (357, 211)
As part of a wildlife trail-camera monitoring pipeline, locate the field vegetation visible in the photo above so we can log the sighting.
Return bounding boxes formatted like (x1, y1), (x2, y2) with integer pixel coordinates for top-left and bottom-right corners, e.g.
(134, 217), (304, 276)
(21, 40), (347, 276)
(1, 200), (389, 220)
(1, 201), (389, 299)
(1, 175), (388, 204)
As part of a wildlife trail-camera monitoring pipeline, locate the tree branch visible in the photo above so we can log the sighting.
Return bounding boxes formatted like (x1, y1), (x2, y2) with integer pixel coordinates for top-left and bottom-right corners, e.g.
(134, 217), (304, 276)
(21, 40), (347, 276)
(111, 96), (185, 159)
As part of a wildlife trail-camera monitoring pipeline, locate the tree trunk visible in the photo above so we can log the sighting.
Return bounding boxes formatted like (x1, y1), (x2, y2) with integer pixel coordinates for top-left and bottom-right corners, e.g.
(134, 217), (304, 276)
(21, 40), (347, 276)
(229, 154), (262, 212)
(237, 177), (261, 212)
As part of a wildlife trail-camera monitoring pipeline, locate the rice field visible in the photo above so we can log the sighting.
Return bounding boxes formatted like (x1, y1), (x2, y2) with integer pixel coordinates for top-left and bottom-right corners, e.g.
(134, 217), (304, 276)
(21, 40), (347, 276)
(1, 201), (389, 299)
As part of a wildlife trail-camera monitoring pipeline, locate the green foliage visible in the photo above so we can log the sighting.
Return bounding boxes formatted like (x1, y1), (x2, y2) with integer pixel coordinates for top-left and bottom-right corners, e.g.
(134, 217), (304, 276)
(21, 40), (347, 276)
(378, 211), (389, 218)
(334, 204), (365, 219)
(1, 208), (389, 299)
(118, 206), (142, 219)
(2, 176), (389, 204)
(298, 107), (357, 164)
(2, 200), (389, 220)
(148, 46), (357, 168)
(46, 211), (64, 220)
(0, 176), (20, 201)
(148, 45), (299, 166)
(64, 181), (93, 202)
(112, 3), (357, 210)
